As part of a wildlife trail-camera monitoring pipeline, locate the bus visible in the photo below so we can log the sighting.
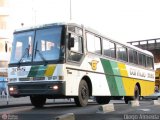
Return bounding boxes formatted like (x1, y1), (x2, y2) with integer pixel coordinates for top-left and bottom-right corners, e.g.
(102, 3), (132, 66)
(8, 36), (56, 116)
(0, 39), (11, 95)
(8, 23), (155, 107)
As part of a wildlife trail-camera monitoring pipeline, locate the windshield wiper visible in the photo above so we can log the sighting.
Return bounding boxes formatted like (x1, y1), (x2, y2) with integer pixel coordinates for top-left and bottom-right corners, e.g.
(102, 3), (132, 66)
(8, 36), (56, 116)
(34, 42), (48, 66)
(18, 47), (29, 66)
(35, 49), (48, 65)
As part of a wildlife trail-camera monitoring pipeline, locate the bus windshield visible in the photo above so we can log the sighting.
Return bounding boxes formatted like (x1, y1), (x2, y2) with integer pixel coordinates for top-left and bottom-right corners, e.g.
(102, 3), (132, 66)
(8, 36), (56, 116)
(10, 26), (63, 64)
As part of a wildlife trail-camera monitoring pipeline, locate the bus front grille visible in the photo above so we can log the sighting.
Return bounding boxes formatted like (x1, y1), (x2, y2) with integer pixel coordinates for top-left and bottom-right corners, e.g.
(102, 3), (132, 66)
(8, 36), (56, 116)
(19, 77), (45, 81)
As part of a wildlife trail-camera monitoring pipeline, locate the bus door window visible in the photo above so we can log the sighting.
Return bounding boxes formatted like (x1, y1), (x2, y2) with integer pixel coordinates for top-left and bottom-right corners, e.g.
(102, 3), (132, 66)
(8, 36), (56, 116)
(68, 33), (83, 62)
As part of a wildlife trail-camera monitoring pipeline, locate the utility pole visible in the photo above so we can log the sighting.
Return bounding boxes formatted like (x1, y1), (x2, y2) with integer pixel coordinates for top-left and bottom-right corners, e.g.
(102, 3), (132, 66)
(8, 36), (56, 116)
(70, 0), (72, 20)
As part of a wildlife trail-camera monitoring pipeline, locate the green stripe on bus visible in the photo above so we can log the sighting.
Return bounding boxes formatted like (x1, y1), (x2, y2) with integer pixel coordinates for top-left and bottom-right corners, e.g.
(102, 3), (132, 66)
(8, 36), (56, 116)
(28, 66), (40, 77)
(28, 65), (47, 77)
(100, 59), (125, 96)
(36, 66), (47, 77)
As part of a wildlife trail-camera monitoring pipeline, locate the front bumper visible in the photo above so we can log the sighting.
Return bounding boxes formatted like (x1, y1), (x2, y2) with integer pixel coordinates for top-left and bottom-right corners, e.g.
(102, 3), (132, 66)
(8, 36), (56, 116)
(8, 81), (65, 97)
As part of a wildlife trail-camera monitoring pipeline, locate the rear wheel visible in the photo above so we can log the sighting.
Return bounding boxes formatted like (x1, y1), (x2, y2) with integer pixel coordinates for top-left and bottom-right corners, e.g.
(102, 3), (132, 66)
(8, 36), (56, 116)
(74, 80), (89, 107)
(134, 85), (140, 100)
(30, 95), (46, 108)
(124, 84), (140, 104)
(95, 96), (110, 104)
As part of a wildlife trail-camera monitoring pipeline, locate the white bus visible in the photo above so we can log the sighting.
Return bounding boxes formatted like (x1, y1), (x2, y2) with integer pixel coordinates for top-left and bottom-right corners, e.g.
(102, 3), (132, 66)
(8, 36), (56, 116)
(8, 23), (155, 107)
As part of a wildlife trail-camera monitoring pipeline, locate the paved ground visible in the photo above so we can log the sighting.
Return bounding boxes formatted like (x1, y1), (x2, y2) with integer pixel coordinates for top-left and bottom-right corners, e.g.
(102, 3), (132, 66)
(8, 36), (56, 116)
(0, 97), (160, 120)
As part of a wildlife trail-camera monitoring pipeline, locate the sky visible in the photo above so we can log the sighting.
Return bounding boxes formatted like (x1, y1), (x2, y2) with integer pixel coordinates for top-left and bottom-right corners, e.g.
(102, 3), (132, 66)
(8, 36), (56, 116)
(7, 0), (160, 43)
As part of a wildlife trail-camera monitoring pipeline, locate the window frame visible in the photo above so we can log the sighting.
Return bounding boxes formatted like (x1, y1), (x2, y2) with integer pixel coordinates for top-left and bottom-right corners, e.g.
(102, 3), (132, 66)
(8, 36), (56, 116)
(86, 32), (102, 55)
(116, 44), (128, 62)
(67, 26), (84, 63)
(102, 38), (116, 59)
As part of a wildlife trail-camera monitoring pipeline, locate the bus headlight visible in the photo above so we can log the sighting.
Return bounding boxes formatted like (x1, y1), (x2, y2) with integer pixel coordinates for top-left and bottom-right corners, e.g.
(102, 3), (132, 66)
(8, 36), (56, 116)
(9, 87), (14, 91)
(49, 85), (59, 90)
(9, 86), (18, 94)
(52, 85), (59, 90)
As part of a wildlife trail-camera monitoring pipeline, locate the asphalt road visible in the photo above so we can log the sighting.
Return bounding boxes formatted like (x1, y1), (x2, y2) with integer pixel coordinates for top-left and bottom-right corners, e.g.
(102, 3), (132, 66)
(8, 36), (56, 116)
(0, 99), (160, 120)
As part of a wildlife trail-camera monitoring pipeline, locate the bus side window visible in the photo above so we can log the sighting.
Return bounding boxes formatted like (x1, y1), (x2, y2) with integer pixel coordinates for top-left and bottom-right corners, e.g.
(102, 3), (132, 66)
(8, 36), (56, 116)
(103, 39), (116, 58)
(86, 33), (101, 55)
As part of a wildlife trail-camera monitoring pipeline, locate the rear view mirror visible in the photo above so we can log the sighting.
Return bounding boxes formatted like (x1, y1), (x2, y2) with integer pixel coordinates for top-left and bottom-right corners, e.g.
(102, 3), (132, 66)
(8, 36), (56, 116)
(68, 33), (74, 50)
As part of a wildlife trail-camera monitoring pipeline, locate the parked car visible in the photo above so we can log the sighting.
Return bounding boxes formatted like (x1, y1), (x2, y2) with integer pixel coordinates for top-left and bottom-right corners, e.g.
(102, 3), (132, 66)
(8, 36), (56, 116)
(143, 91), (160, 100)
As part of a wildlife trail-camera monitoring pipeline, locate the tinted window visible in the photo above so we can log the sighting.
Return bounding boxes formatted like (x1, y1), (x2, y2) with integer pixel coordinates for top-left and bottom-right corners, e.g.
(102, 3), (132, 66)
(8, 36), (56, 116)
(117, 44), (128, 62)
(146, 56), (154, 69)
(138, 53), (146, 67)
(103, 39), (116, 58)
(128, 49), (138, 64)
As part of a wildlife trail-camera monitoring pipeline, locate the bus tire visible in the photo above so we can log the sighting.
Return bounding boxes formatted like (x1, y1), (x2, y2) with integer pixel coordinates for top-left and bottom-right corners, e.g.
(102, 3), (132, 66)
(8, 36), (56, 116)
(133, 84), (140, 100)
(124, 85), (140, 104)
(30, 96), (46, 108)
(95, 96), (110, 104)
(74, 80), (89, 107)
(124, 96), (131, 104)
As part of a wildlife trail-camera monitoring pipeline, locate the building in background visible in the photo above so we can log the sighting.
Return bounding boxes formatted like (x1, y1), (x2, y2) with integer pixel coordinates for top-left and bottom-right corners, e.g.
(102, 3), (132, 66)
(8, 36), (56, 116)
(0, 0), (11, 95)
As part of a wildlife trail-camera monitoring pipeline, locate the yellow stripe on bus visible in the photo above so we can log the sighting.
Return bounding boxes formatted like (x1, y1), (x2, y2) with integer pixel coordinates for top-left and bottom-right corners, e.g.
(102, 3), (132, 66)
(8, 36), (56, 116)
(118, 63), (155, 96)
(45, 64), (56, 76)
(118, 63), (133, 96)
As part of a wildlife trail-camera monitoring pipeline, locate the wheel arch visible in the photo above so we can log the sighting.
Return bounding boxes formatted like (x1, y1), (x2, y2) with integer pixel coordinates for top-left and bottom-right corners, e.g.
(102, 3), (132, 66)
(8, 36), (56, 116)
(82, 75), (92, 96)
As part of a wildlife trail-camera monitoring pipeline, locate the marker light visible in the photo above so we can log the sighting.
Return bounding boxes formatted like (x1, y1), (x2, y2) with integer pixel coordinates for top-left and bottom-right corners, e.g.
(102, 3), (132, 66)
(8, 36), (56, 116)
(59, 76), (64, 80)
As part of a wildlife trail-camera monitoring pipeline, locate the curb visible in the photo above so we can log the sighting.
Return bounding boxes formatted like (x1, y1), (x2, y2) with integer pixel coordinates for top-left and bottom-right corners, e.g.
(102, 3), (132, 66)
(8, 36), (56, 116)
(152, 100), (160, 105)
(97, 104), (115, 113)
(128, 100), (139, 107)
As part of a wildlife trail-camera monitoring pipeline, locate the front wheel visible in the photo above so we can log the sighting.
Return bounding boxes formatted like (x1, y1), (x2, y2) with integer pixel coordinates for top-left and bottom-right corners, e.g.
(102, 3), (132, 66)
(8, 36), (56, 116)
(74, 80), (89, 107)
(30, 95), (46, 108)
